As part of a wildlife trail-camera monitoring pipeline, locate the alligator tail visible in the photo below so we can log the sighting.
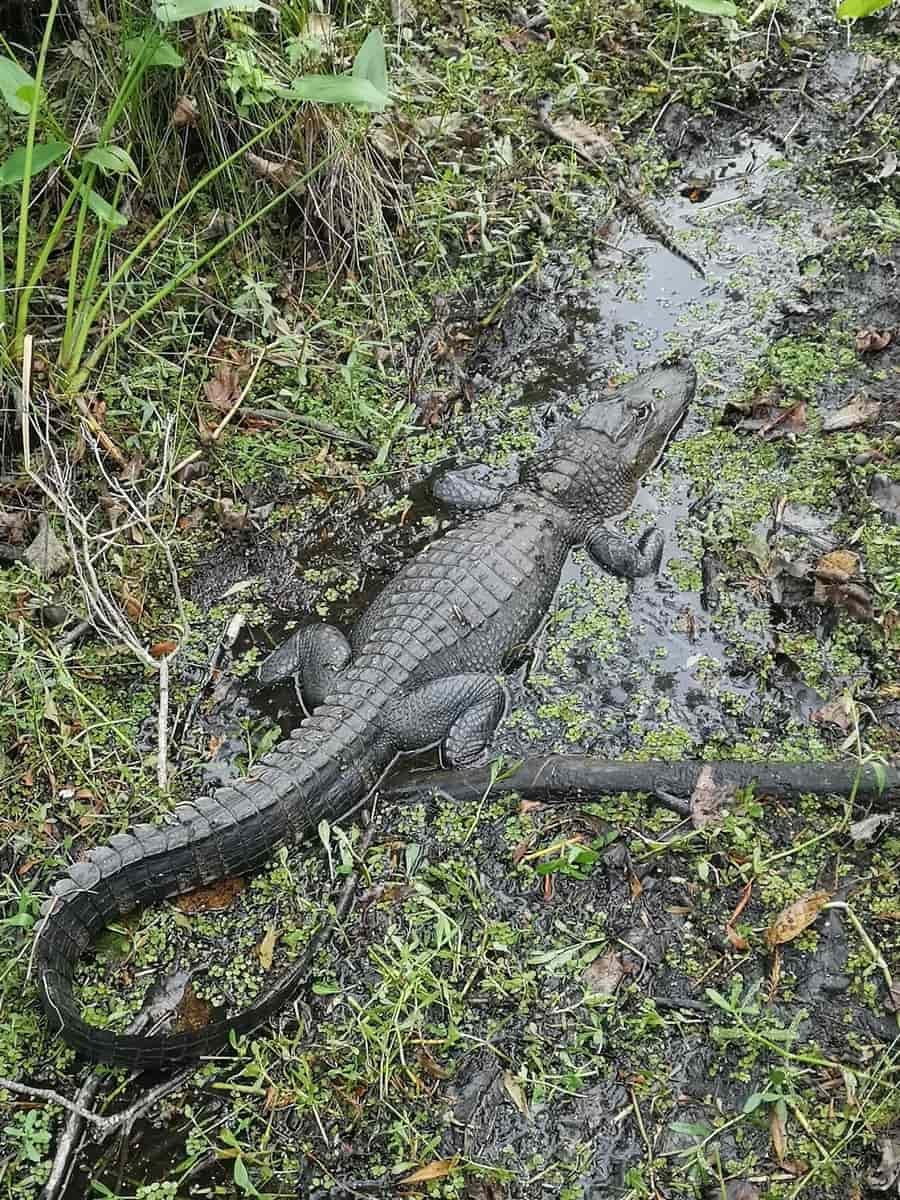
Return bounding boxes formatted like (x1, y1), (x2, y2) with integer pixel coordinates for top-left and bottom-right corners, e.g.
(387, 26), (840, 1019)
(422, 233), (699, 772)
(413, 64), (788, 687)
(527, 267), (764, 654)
(34, 707), (395, 1069)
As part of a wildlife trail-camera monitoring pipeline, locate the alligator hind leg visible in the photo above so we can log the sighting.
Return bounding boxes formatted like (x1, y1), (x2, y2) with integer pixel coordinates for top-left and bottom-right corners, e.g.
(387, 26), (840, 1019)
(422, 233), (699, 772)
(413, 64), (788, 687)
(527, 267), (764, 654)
(586, 525), (664, 579)
(387, 673), (507, 767)
(258, 624), (352, 710)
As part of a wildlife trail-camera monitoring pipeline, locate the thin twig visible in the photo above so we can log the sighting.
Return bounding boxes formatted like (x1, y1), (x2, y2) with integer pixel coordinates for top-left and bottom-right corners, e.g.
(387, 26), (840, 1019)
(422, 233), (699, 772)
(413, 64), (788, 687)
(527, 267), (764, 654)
(850, 70), (899, 131)
(0, 1068), (193, 1136)
(157, 653), (170, 791)
(171, 349), (266, 478)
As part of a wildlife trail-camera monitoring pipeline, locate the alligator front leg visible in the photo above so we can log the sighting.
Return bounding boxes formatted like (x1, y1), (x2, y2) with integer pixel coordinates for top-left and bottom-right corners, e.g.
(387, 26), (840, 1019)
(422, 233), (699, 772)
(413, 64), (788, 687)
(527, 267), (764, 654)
(258, 623), (352, 710)
(585, 525), (664, 578)
(386, 673), (507, 767)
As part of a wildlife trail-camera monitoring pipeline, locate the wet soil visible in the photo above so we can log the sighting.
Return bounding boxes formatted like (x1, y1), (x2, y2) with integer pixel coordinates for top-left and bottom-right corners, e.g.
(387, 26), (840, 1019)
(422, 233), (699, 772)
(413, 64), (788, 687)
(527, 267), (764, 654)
(56, 37), (900, 1200)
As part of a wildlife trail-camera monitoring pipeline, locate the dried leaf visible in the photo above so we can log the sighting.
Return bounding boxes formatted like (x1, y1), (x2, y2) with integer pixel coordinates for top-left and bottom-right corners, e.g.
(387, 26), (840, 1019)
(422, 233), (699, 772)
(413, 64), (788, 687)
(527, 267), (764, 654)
(725, 880), (752, 951)
(811, 696), (854, 732)
(121, 586), (144, 622)
(770, 1102), (788, 1163)
(24, 515), (69, 578)
(245, 151), (297, 187)
(400, 1158), (459, 1184)
(583, 949), (626, 996)
(855, 328), (892, 353)
(173, 95), (198, 127)
(173, 876), (245, 913)
(766, 890), (831, 947)
(416, 1046), (452, 1080)
(536, 101), (615, 164)
(849, 813), (894, 843)
(150, 639), (178, 659)
(258, 926), (278, 970)
(690, 764), (734, 828)
(502, 1070), (529, 1116)
(822, 394), (881, 431)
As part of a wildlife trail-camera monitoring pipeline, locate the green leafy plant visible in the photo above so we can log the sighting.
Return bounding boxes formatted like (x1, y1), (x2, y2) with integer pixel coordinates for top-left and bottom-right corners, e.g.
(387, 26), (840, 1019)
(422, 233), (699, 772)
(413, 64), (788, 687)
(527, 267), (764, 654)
(674, 0), (738, 15)
(0, 4), (390, 391)
(837, 0), (892, 16)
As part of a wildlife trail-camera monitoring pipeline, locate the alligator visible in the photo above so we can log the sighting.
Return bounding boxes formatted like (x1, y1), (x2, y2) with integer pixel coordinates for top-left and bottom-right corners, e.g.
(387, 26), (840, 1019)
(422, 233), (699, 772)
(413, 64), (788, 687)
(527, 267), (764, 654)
(34, 359), (696, 1069)
(533, 96), (707, 279)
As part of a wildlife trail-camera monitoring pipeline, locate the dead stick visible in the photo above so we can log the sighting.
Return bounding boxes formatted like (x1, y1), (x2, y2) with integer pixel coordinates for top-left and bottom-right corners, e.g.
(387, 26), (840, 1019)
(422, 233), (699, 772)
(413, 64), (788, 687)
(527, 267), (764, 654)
(1, 1068), (192, 1137)
(383, 757), (899, 811)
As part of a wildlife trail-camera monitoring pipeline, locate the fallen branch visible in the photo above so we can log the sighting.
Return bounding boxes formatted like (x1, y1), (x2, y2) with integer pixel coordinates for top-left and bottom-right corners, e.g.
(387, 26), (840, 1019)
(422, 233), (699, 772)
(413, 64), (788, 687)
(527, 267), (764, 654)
(383, 757), (899, 815)
(0, 1067), (192, 1138)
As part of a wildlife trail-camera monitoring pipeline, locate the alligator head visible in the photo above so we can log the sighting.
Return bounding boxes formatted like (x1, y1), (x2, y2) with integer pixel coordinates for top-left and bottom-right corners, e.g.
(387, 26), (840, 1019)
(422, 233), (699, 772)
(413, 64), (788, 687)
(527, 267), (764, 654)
(526, 358), (696, 516)
(576, 358), (696, 475)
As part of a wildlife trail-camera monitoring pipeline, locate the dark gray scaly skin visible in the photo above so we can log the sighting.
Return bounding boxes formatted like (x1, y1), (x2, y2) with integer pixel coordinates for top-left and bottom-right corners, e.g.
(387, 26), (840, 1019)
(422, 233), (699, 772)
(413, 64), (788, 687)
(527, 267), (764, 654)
(617, 180), (708, 280)
(34, 360), (696, 1069)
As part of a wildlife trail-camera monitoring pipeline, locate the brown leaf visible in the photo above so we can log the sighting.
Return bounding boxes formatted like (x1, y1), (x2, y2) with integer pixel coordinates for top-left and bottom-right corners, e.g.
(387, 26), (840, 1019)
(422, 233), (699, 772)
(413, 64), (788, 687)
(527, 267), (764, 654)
(174, 983), (213, 1032)
(725, 880), (752, 951)
(855, 328), (892, 353)
(400, 1158), (459, 1185)
(416, 1046), (452, 1080)
(502, 1070), (529, 1116)
(766, 890), (830, 947)
(536, 103), (615, 164)
(628, 870), (643, 898)
(257, 926), (278, 971)
(822, 395), (881, 432)
(121, 586), (144, 623)
(150, 639), (178, 659)
(759, 400), (807, 439)
(770, 1102), (788, 1163)
(811, 696), (854, 732)
(245, 151), (297, 187)
(173, 876), (245, 913)
(583, 949), (627, 996)
(816, 551), (860, 581)
(690, 764), (734, 828)
(205, 363), (243, 413)
(173, 95), (198, 127)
